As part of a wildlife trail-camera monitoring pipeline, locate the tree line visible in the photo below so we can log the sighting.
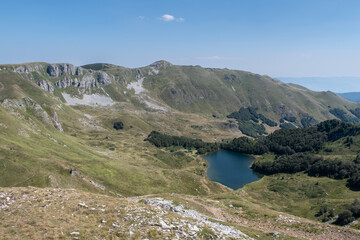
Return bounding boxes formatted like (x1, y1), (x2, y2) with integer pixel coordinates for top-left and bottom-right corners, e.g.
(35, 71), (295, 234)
(146, 120), (360, 189)
(251, 153), (360, 189)
(224, 119), (360, 155)
(145, 131), (220, 155)
(146, 120), (360, 157)
(226, 107), (277, 137)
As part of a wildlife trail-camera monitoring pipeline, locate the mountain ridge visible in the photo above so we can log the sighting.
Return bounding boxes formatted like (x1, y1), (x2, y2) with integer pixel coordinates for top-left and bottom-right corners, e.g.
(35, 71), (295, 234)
(2, 60), (360, 129)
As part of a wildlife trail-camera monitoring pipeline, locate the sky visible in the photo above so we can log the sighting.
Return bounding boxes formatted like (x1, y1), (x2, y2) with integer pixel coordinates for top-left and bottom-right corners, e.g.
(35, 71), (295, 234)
(1, 0), (360, 91)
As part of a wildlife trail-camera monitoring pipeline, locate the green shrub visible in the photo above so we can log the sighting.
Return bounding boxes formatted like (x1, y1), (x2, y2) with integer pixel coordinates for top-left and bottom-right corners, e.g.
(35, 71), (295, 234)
(335, 210), (354, 226)
(198, 227), (216, 240)
(113, 121), (124, 130)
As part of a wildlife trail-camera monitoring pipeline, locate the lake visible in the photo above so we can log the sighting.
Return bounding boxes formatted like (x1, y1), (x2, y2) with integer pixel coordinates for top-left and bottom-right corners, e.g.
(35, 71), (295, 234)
(203, 150), (261, 190)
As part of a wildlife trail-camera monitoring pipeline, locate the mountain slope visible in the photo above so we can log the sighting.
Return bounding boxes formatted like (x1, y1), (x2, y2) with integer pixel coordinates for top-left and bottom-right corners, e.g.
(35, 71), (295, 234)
(1, 60), (360, 196)
(2, 61), (360, 238)
(83, 61), (360, 126)
(0, 66), (230, 196)
(2, 61), (359, 129)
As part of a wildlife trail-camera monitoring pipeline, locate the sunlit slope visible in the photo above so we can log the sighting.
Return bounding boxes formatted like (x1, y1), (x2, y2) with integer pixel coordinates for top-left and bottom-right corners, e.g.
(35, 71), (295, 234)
(88, 61), (359, 123)
(0, 72), (227, 196)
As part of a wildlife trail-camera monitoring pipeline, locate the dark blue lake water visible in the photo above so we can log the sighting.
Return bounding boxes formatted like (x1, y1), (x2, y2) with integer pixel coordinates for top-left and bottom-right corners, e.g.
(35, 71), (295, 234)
(203, 150), (261, 190)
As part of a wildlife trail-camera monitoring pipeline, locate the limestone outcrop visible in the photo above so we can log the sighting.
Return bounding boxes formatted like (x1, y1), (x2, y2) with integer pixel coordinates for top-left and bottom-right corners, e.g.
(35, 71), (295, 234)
(37, 80), (54, 94)
(14, 64), (44, 73)
(47, 63), (82, 77)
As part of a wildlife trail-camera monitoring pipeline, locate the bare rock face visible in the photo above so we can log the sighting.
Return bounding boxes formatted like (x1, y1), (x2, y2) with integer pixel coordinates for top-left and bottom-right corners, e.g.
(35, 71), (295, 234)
(97, 72), (111, 85)
(14, 66), (32, 73)
(37, 80), (54, 94)
(54, 72), (112, 93)
(78, 75), (97, 92)
(45, 63), (112, 93)
(76, 67), (83, 76)
(55, 75), (97, 93)
(23, 97), (53, 125)
(52, 112), (63, 132)
(55, 76), (79, 88)
(47, 64), (82, 77)
(135, 69), (143, 80)
(2, 99), (26, 110)
(14, 64), (44, 73)
(2, 98), (64, 132)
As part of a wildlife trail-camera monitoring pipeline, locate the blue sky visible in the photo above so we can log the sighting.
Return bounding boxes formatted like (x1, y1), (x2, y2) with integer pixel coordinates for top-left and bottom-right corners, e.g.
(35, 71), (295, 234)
(1, 0), (360, 86)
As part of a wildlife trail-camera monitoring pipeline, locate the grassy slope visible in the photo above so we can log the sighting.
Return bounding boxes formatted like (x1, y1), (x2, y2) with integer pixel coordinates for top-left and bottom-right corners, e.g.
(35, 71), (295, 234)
(237, 135), (360, 229)
(243, 174), (358, 220)
(2, 62), (360, 237)
(4, 61), (360, 124)
(0, 70), (232, 197)
(0, 103), (231, 196)
(136, 65), (359, 122)
(81, 61), (360, 124)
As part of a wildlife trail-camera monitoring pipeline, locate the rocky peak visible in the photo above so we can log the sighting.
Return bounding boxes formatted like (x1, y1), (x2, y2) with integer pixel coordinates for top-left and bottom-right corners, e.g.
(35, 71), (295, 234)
(149, 60), (172, 70)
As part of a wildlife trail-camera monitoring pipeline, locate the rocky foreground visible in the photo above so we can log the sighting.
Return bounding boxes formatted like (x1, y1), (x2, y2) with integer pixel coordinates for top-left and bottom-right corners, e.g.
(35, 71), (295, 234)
(0, 187), (253, 239)
(1, 187), (360, 239)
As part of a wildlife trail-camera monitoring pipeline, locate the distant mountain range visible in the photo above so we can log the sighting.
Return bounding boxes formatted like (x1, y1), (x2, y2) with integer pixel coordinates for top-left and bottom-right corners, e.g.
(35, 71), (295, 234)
(277, 77), (360, 103)
(337, 92), (360, 102)
(278, 77), (360, 93)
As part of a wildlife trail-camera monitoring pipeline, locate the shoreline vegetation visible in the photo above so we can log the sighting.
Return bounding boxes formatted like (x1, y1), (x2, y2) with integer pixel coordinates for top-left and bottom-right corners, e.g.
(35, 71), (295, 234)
(147, 119), (360, 156)
(146, 119), (360, 226)
(146, 119), (360, 192)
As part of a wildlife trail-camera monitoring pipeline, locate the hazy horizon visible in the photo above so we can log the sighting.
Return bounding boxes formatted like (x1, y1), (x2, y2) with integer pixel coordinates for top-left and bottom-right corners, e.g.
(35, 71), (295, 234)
(278, 77), (360, 93)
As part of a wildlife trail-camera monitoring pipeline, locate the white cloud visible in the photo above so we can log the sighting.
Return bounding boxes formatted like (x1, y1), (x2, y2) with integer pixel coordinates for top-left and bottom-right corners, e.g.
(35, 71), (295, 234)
(161, 14), (175, 21)
(160, 14), (184, 22)
(138, 16), (145, 20)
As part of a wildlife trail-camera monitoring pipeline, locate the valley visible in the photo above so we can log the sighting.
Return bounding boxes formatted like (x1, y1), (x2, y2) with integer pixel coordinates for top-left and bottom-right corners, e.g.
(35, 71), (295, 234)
(1, 61), (360, 239)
